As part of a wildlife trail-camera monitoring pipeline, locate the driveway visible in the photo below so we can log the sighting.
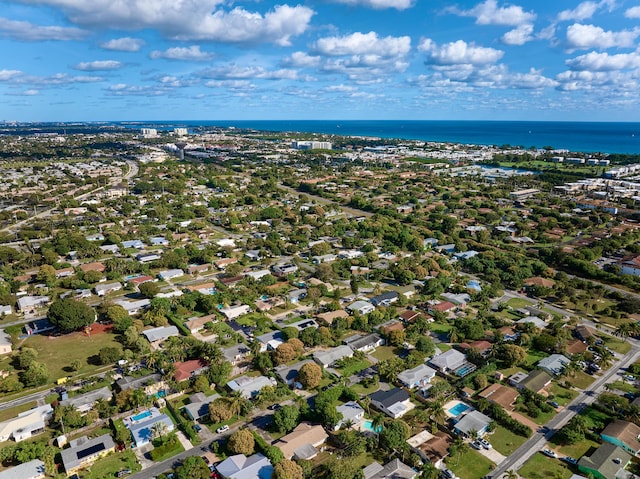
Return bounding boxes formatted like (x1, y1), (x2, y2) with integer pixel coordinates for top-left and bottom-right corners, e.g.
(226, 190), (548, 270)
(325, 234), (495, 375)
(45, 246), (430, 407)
(477, 445), (507, 465)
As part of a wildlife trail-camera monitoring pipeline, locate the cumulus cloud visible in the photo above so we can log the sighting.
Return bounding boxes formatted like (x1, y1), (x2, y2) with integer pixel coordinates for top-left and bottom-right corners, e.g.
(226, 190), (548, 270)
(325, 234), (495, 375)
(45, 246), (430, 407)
(451, 0), (536, 26)
(419, 39), (504, 65)
(331, 0), (413, 10)
(313, 32), (410, 57)
(100, 37), (145, 51)
(0, 69), (23, 81)
(73, 60), (123, 71)
(566, 23), (640, 50)
(0, 17), (87, 41)
(626, 6), (640, 18)
(555, 69), (621, 90)
(150, 46), (213, 61)
(566, 51), (640, 71)
(501, 23), (534, 45)
(198, 65), (298, 80)
(558, 1), (599, 21)
(283, 51), (322, 68)
(16, 0), (314, 45)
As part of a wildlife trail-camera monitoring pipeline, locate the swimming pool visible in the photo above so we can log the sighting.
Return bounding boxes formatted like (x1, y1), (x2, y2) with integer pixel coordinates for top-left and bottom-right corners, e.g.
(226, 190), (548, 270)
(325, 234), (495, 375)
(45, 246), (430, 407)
(132, 410), (152, 422)
(361, 420), (383, 433)
(448, 403), (470, 416)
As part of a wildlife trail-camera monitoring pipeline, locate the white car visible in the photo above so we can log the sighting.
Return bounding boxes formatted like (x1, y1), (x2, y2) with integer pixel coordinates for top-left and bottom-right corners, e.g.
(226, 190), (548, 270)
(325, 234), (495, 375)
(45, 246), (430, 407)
(542, 449), (557, 458)
(479, 439), (492, 450)
(216, 425), (230, 434)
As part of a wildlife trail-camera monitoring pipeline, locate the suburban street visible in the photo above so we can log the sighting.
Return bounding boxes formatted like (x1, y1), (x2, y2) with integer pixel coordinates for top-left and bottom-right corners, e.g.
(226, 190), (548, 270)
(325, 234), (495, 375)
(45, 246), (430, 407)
(489, 344), (640, 478)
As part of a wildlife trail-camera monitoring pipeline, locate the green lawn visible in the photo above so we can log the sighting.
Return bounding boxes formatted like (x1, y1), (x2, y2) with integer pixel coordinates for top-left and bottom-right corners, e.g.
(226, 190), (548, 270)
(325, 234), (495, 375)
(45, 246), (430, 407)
(552, 437), (599, 459)
(608, 381), (636, 393)
(445, 449), (494, 479)
(0, 401), (37, 422)
(351, 381), (380, 396)
(336, 358), (371, 377)
(430, 322), (452, 335)
(581, 406), (614, 430)
(519, 452), (573, 479)
(371, 346), (399, 362)
(76, 450), (141, 479)
(505, 298), (534, 309)
(548, 383), (578, 405)
(488, 425), (528, 456)
(524, 349), (548, 368)
(565, 371), (595, 391)
(18, 330), (122, 382)
(149, 435), (185, 462)
(437, 343), (452, 352)
(601, 335), (632, 354)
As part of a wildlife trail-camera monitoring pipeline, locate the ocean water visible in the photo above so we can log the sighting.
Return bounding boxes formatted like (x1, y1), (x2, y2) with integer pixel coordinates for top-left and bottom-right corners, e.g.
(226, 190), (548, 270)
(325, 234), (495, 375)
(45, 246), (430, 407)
(121, 120), (640, 154)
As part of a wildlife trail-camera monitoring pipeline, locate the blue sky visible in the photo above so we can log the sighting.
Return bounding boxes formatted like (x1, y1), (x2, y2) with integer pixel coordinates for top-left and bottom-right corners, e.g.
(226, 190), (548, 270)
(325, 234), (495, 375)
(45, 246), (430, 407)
(1, 0), (640, 121)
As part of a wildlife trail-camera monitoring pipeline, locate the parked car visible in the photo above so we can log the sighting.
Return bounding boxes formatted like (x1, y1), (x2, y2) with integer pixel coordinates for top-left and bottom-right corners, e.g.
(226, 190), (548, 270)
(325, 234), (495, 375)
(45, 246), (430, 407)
(548, 401), (560, 408)
(562, 456), (577, 465)
(268, 404), (282, 411)
(471, 440), (483, 450)
(624, 375), (636, 381)
(542, 449), (558, 458)
(216, 425), (230, 434)
(479, 439), (492, 450)
(194, 424), (202, 432)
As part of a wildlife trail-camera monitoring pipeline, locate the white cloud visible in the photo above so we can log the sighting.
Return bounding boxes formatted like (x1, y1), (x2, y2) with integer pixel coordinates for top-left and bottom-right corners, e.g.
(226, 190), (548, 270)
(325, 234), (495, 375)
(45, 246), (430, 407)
(331, 0), (413, 10)
(100, 37), (145, 52)
(0, 69), (23, 81)
(0, 17), (87, 41)
(324, 84), (358, 92)
(419, 39), (504, 65)
(566, 23), (640, 50)
(626, 6), (640, 18)
(313, 32), (410, 57)
(566, 51), (640, 71)
(33, 73), (103, 85)
(501, 23), (534, 45)
(452, 0), (536, 26)
(205, 80), (256, 90)
(17, 0), (314, 46)
(283, 51), (321, 68)
(555, 69), (622, 90)
(150, 46), (213, 61)
(7, 89), (40, 96)
(74, 60), (123, 71)
(558, 1), (599, 21)
(199, 65), (298, 80)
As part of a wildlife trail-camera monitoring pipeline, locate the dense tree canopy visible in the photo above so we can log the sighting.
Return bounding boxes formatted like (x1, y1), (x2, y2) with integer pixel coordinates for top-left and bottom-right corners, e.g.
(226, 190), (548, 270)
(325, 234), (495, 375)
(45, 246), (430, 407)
(47, 298), (96, 333)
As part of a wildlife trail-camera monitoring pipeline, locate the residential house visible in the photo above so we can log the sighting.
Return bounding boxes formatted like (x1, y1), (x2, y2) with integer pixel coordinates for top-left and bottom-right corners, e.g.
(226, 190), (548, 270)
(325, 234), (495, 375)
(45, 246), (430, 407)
(116, 374), (165, 395)
(618, 255), (640, 276)
(125, 407), (174, 448)
(288, 318), (318, 331)
(575, 325), (598, 342)
(427, 301), (456, 315)
(441, 292), (471, 306)
(566, 339), (588, 356)
(272, 263), (298, 276)
(313, 345), (354, 368)
(369, 388), (413, 419)
(222, 343), (251, 366)
(174, 359), (209, 382)
(55, 267), (75, 279)
(215, 453), (273, 479)
(316, 309), (349, 325)
(363, 459), (417, 479)
(0, 459), (45, 479)
(94, 282), (122, 297)
(141, 325), (179, 345)
(0, 329), (12, 355)
(100, 244), (119, 254)
(512, 370), (552, 394)
(220, 304), (252, 320)
(227, 375), (277, 399)
(577, 443), (632, 479)
(407, 430), (452, 469)
(79, 262), (106, 273)
(0, 305), (11, 316)
(187, 282), (217, 295)
(429, 349), (469, 375)
(136, 252), (161, 263)
(478, 384), (519, 411)
(0, 404), (52, 442)
(244, 269), (271, 281)
(538, 354), (570, 376)
(16, 296), (49, 313)
(400, 310), (432, 323)
(150, 236), (169, 246)
(379, 320), (405, 336)
(275, 360), (315, 387)
(515, 316), (548, 329)
(59, 387), (112, 414)
(453, 410), (492, 437)
(286, 288), (307, 304)
(460, 340), (492, 357)
(214, 257), (237, 270)
(128, 275), (154, 288)
(397, 364), (437, 390)
(369, 291), (399, 307)
(347, 300), (375, 315)
(122, 239), (145, 249)
(498, 326), (519, 341)
(601, 420), (640, 457)
(113, 298), (150, 316)
(184, 314), (217, 334)
(187, 263), (212, 275)
(245, 250), (262, 261)
(158, 269), (184, 280)
(274, 422), (328, 460)
(335, 401), (364, 430)
(61, 434), (115, 475)
(256, 331), (285, 352)
(343, 333), (384, 353)
(183, 392), (220, 421)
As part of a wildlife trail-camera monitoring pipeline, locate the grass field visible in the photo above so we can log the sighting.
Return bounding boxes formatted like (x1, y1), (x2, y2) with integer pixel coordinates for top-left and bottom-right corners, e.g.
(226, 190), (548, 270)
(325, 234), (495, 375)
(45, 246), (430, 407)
(505, 298), (534, 309)
(548, 383), (578, 406)
(601, 335), (632, 354)
(16, 330), (122, 382)
(581, 406), (613, 430)
(370, 346), (398, 362)
(336, 358), (371, 377)
(565, 371), (595, 391)
(551, 437), (599, 459)
(488, 425), (528, 456)
(445, 449), (494, 479)
(524, 349), (548, 368)
(518, 452), (572, 479)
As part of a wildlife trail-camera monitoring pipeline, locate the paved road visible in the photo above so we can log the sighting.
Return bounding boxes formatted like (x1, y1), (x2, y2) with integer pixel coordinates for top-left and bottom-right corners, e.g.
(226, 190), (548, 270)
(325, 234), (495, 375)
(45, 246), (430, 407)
(0, 388), (52, 411)
(488, 345), (640, 479)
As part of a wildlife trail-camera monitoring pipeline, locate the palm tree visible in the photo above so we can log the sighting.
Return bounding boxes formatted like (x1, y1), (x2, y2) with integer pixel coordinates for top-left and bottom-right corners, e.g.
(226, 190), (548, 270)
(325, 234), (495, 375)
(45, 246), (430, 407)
(360, 396), (371, 415)
(450, 436), (468, 466)
(420, 463), (440, 479)
(429, 401), (447, 426)
(616, 323), (632, 338)
(371, 413), (386, 432)
(503, 470), (519, 479)
(151, 421), (169, 443)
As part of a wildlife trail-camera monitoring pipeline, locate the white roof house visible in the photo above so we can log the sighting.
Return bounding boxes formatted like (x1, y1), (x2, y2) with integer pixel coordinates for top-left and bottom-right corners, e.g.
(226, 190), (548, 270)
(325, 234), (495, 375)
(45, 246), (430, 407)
(429, 350), (467, 374)
(220, 304), (252, 320)
(347, 300), (375, 315)
(538, 354), (570, 376)
(313, 345), (354, 368)
(0, 404), (53, 442)
(227, 375), (277, 398)
(0, 459), (45, 479)
(335, 401), (365, 430)
(113, 298), (150, 315)
(94, 282), (122, 297)
(16, 296), (49, 312)
(158, 269), (184, 280)
(142, 325), (179, 343)
(397, 364), (437, 389)
(0, 329), (12, 356)
(0, 305), (12, 316)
